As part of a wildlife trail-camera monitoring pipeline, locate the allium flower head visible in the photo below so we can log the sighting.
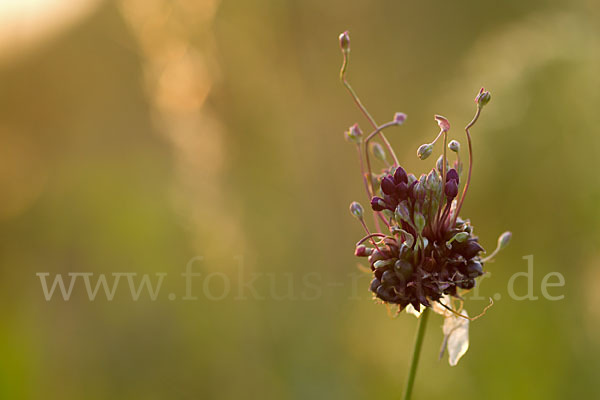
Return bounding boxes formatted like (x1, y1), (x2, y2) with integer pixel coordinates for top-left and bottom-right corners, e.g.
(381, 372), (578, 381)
(339, 31), (510, 367)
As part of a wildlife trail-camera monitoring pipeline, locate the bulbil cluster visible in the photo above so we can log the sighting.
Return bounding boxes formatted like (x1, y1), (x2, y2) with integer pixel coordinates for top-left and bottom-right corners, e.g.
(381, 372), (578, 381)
(359, 162), (485, 311)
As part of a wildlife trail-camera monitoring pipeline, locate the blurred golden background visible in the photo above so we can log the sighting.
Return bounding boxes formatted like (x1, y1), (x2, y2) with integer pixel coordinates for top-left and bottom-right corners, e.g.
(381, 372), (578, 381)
(0, 0), (599, 398)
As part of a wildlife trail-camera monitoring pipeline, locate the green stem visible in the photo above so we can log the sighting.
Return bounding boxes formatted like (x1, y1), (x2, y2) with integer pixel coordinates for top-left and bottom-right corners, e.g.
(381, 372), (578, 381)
(402, 307), (430, 400)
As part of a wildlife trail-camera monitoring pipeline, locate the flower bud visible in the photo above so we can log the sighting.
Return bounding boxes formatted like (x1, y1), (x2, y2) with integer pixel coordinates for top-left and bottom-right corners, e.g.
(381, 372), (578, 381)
(497, 231), (512, 250)
(446, 168), (459, 183)
(448, 140), (460, 152)
(381, 270), (399, 286)
(370, 196), (386, 212)
(436, 155), (449, 175)
(407, 173), (417, 186)
(355, 245), (373, 257)
(395, 202), (411, 223)
(414, 177), (426, 202)
(434, 115), (450, 132)
(394, 259), (413, 280)
(414, 211), (426, 233)
(446, 231), (470, 249)
(374, 259), (394, 269)
(395, 182), (408, 199)
(339, 31), (350, 53)
(444, 179), (459, 199)
(475, 87), (491, 107)
(426, 169), (441, 191)
(393, 112), (407, 125)
(394, 166), (408, 184)
(466, 260), (483, 278)
(458, 239), (485, 259)
(368, 250), (385, 264)
(349, 201), (364, 219)
(381, 176), (396, 195)
(371, 142), (387, 162)
(417, 143), (433, 160)
(369, 278), (381, 292)
(344, 123), (362, 143)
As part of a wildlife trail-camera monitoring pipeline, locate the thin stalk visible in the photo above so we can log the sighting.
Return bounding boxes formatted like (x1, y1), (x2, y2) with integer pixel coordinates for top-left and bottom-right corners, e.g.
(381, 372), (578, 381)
(402, 307), (430, 400)
(434, 131), (448, 236)
(356, 143), (381, 232)
(364, 121), (398, 193)
(454, 107), (481, 225)
(340, 51), (399, 165)
(356, 143), (372, 198)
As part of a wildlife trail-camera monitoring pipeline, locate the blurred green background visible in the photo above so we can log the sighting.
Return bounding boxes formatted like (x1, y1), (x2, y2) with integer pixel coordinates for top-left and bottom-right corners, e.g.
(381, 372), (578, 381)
(1, 0), (599, 398)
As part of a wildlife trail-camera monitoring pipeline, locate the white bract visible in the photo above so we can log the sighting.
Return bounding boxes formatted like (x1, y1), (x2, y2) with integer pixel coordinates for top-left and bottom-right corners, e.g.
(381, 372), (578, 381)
(407, 295), (470, 366)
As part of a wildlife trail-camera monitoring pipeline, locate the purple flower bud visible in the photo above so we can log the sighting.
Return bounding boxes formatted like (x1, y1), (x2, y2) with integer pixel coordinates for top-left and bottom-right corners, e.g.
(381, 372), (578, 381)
(395, 182), (408, 199)
(383, 194), (398, 209)
(458, 240), (485, 259)
(466, 260), (483, 278)
(393, 112), (407, 125)
(339, 31), (350, 53)
(394, 166), (408, 184)
(370, 196), (386, 211)
(355, 245), (373, 257)
(381, 176), (396, 195)
(381, 270), (399, 286)
(407, 180), (418, 200)
(369, 278), (381, 292)
(446, 168), (459, 183)
(444, 179), (459, 199)
(394, 259), (413, 280)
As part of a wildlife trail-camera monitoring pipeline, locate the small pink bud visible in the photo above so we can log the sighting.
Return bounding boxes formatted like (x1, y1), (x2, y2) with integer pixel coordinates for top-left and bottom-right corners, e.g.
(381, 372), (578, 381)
(393, 112), (407, 125)
(475, 87), (491, 106)
(339, 31), (350, 53)
(344, 123), (363, 143)
(355, 245), (373, 257)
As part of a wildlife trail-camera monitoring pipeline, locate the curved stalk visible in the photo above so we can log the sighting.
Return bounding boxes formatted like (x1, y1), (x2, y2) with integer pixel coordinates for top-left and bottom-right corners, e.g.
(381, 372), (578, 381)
(364, 121), (399, 193)
(453, 107), (481, 224)
(340, 51), (399, 165)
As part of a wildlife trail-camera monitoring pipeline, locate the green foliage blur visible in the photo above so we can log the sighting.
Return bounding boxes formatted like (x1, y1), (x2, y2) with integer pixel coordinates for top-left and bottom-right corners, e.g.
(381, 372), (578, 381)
(0, 0), (598, 398)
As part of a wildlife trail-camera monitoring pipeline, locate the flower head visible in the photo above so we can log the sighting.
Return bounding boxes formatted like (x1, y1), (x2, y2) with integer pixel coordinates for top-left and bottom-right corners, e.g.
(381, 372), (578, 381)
(339, 32), (510, 366)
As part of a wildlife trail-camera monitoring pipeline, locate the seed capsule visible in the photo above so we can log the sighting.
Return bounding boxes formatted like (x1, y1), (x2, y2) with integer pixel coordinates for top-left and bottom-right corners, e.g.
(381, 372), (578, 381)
(349, 201), (364, 219)
(498, 231), (512, 250)
(417, 143), (433, 160)
(339, 31), (350, 53)
(448, 140), (460, 152)
(371, 142), (387, 163)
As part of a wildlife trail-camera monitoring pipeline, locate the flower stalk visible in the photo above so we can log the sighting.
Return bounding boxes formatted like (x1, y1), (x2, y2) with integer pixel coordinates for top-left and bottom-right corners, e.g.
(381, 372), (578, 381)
(403, 307), (430, 400)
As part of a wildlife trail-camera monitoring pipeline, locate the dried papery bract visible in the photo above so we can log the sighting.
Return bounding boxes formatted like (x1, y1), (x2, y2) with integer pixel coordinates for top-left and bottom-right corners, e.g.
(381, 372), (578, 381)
(339, 31), (511, 399)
